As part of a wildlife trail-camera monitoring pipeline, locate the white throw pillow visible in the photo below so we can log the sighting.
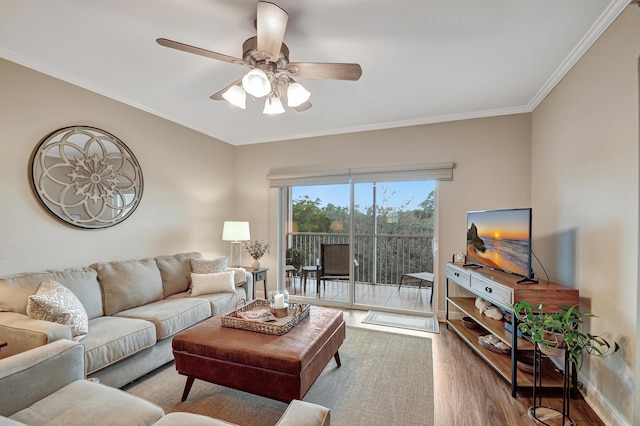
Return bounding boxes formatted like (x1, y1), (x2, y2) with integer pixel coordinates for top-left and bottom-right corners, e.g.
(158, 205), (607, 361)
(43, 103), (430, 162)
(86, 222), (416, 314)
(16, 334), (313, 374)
(27, 279), (89, 341)
(190, 271), (235, 296)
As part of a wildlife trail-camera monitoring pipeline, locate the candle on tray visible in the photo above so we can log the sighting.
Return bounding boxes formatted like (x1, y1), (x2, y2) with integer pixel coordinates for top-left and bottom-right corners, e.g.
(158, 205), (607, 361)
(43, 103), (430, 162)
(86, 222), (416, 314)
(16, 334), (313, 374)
(273, 294), (285, 309)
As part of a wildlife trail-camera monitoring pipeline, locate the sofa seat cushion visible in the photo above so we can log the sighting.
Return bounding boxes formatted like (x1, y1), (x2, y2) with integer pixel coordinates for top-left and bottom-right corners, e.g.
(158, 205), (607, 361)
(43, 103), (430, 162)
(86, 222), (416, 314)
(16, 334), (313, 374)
(168, 289), (246, 316)
(154, 412), (237, 426)
(114, 298), (211, 340)
(276, 400), (331, 426)
(10, 380), (163, 426)
(0, 416), (25, 425)
(0, 312), (71, 358)
(82, 316), (156, 375)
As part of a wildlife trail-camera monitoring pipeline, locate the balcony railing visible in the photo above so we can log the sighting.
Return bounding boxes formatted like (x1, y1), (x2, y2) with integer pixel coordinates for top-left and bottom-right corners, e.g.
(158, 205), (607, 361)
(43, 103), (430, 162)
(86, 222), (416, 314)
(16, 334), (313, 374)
(287, 232), (434, 286)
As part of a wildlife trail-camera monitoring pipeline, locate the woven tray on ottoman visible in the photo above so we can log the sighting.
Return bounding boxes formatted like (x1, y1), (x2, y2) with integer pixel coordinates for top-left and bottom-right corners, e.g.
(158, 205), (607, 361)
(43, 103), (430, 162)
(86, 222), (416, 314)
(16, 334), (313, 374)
(221, 299), (310, 335)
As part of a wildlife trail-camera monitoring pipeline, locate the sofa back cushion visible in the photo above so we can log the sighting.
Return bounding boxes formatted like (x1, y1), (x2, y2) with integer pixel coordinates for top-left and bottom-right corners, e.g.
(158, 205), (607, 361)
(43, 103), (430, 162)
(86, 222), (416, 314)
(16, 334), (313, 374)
(91, 258), (163, 316)
(0, 268), (103, 319)
(155, 252), (202, 297)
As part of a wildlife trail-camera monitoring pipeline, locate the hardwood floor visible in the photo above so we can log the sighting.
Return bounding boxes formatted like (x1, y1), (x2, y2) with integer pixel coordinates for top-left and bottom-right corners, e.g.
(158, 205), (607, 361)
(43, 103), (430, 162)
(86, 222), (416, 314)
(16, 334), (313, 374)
(342, 309), (605, 426)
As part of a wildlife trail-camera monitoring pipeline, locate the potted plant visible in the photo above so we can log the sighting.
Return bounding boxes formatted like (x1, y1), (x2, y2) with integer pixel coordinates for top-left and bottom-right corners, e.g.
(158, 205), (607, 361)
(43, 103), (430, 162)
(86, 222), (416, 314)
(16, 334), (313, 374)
(512, 301), (619, 424)
(245, 239), (272, 269)
(511, 301), (619, 371)
(286, 247), (305, 272)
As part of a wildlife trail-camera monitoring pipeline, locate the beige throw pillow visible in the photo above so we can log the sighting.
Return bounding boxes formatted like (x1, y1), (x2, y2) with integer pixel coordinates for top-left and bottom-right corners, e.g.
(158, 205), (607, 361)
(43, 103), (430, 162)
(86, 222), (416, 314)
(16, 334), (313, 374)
(27, 279), (89, 341)
(190, 272), (235, 296)
(191, 257), (228, 274)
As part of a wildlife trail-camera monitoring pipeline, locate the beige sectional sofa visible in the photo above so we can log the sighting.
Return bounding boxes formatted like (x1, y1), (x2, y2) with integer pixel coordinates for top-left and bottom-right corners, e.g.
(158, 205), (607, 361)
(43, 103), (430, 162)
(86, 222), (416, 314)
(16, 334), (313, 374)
(0, 252), (253, 388)
(0, 340), (331, 426)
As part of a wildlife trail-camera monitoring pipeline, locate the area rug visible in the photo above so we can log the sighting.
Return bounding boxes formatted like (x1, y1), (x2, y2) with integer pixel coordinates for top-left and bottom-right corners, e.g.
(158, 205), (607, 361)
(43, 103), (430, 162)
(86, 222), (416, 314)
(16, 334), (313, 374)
(362, 311), (440, 333)
(124, 326), (434, 426)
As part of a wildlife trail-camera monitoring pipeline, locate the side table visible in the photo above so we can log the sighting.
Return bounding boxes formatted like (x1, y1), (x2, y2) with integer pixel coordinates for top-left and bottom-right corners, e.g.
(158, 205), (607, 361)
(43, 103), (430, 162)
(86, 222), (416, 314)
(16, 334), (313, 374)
(245, 267), (268, 299)
(398, 272), (435, 303)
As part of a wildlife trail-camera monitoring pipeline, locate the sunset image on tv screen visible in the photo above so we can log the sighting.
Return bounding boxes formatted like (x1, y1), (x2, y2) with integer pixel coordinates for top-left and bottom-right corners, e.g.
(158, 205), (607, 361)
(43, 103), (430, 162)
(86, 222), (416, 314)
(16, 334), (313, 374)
(466, 209), (531, 277)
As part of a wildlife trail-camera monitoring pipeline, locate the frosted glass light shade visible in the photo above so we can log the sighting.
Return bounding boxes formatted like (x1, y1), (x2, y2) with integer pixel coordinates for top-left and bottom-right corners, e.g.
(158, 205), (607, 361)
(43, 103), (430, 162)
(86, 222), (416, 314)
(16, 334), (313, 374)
(263, 96), (285, 115)
(242, 69), (271, 98)
(222, 86), (246, 109)
(222, 221), (250, 241)
(287, 82), (311, 107)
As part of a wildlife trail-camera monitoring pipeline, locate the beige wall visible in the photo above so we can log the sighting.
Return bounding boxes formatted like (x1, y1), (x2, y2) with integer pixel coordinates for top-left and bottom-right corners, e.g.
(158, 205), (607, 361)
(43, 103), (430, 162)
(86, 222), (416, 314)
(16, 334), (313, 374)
(532, 6), (639, 425)
(0, 59), (236, 274)
(235, 114), (533, 307)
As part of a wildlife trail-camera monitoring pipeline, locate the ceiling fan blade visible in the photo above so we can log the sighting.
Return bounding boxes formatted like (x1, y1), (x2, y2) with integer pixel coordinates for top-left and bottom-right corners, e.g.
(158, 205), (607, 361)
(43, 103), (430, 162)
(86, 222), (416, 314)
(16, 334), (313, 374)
(157, 38), (243, 65)
(286, 62), (362, 81)
(210, 79), (243, 100)
(256, 1), (288, 62)
(293, 101), (312, 112)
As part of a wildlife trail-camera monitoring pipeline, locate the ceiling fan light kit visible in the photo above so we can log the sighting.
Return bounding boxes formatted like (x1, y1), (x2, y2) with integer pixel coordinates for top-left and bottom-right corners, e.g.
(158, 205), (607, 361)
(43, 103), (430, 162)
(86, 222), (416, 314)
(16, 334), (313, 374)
(263, 96), (285, 115)
(222, 85), (247, 109)
(241, 68), (271, 98)
(287, 82), (310, 107)
(156, 1), (362, 115)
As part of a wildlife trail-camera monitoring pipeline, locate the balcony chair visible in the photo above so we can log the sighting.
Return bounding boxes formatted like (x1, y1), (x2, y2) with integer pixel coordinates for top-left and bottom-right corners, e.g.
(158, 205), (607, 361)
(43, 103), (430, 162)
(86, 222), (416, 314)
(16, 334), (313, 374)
(318, 244), (358, 295)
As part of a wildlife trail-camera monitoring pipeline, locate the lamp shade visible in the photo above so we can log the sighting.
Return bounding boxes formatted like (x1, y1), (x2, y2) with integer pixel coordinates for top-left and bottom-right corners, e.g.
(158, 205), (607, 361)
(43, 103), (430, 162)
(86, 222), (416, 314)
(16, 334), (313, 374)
(222, 221), (250, 241)
(242, 68), (271, 98)
(222, 85), (246, 109)
(287, 82), (311, 107)
(263, 96), (285, 115)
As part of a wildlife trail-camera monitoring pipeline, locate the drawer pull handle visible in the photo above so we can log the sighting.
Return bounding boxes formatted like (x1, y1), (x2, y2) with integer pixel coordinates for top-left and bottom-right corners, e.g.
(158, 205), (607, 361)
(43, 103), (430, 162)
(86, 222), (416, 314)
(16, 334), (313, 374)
(454, 272), (459, 277)
(485, 286), (492, 293)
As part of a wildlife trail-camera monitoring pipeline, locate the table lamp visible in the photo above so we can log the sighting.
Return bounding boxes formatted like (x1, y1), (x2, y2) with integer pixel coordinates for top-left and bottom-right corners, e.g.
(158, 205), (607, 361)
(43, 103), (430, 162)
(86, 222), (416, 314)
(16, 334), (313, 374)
(222, 221), (250, 268)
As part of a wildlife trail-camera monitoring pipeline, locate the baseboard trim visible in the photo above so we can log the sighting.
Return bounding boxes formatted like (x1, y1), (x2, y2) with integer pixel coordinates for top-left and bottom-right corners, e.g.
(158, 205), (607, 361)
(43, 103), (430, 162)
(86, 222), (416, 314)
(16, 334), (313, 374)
(579, 371), (630, 426)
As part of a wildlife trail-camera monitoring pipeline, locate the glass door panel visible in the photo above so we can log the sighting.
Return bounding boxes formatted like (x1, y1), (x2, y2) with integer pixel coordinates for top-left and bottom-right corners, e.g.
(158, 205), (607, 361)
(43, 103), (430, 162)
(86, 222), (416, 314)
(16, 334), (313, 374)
(287, 184), (351, 304)
(353, 180), (436, 312)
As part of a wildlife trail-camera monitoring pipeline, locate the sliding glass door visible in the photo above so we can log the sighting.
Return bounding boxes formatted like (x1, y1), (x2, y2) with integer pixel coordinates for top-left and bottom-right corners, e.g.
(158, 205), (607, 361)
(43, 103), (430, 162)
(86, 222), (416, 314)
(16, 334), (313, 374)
(285, 179), (436, 313)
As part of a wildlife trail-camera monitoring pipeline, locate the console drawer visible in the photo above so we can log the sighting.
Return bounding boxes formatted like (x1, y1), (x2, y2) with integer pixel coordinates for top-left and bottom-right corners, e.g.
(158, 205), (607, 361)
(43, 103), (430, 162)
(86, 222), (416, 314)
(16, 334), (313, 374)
(471, 275), (512, 307)
(446, 264), (471, 287)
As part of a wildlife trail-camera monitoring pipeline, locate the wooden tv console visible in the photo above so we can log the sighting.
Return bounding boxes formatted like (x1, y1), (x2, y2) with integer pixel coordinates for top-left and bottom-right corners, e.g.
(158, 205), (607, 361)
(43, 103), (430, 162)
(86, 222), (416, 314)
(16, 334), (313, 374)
(445, 262), (579, 397)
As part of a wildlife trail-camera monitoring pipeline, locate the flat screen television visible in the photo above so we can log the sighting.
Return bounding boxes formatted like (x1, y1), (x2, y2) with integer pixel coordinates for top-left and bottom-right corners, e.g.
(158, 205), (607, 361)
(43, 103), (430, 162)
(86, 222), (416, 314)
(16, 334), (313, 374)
(466, 208), (536, 283)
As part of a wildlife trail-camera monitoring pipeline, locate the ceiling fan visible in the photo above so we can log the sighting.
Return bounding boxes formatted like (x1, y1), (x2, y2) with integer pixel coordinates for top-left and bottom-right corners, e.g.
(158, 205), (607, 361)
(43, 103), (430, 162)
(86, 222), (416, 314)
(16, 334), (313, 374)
(157, 1), (362, 114)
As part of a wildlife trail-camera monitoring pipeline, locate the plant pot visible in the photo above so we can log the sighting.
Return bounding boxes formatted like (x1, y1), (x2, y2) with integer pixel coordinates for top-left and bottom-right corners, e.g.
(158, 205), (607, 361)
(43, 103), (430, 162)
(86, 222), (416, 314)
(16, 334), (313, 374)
(538, 331), (566, 357)
(252, 258), (262, 269)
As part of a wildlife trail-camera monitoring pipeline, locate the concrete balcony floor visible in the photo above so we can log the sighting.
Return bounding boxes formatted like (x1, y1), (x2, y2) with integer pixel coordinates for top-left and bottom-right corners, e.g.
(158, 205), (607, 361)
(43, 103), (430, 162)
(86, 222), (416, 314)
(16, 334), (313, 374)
(286, 277), (434, 314)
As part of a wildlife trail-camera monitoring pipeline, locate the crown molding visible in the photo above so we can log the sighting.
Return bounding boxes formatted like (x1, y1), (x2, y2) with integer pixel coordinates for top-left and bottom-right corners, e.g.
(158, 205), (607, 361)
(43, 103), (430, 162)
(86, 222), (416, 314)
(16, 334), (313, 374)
(527, 0), (630, 110)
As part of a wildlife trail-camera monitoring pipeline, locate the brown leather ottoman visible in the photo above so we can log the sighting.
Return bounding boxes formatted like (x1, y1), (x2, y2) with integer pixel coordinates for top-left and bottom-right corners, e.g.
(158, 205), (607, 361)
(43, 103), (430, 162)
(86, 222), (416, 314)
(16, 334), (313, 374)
(172, 306), (345, 403)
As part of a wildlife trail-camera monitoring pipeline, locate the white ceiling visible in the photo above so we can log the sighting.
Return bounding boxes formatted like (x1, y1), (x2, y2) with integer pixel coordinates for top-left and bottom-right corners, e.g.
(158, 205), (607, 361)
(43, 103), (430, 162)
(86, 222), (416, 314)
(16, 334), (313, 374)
(0, 0), (629, 146)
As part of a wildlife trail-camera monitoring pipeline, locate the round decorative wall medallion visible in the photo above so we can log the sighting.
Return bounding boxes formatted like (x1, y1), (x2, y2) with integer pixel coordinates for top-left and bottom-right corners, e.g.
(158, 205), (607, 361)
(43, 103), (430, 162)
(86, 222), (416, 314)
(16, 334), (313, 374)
(30, 126), (143, 229)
